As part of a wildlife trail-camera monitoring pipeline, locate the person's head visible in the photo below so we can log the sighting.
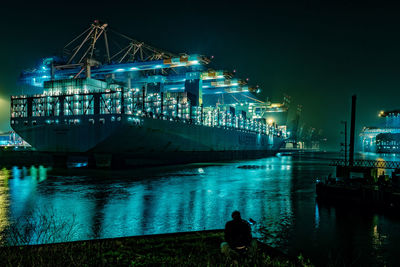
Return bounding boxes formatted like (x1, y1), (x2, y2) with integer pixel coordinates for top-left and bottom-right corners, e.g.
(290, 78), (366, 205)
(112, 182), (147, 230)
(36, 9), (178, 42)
(231, 210), (241, 220)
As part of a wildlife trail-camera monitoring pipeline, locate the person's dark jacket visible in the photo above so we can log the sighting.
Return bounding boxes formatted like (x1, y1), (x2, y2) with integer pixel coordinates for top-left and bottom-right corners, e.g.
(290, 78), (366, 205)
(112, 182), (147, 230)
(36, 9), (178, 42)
(224, 218), (252, 248)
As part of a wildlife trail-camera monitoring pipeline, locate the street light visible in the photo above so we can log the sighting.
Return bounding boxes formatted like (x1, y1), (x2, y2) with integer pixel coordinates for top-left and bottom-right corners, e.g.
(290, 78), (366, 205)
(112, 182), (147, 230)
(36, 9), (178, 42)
(267, 118), (274, 125)
(341, 120), (347, 165)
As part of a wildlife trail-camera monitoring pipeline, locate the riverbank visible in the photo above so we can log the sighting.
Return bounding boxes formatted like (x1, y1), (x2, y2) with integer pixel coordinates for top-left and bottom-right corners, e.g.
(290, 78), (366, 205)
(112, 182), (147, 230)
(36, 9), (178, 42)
(0, 230), (311, 266)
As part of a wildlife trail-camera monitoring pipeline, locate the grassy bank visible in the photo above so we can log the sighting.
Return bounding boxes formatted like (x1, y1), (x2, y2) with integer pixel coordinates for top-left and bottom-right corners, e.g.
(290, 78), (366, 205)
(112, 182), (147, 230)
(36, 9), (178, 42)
(0, 230), (312, 266)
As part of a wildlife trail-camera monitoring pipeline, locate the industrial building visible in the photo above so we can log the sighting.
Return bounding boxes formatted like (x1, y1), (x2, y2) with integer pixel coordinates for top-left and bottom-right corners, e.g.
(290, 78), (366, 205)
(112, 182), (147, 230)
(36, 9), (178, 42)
(361, 110), (400, 153)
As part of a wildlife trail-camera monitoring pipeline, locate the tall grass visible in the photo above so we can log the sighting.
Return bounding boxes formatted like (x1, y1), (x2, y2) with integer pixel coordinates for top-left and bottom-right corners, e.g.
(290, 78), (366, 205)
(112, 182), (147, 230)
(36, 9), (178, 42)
(0, 207), (78, 246)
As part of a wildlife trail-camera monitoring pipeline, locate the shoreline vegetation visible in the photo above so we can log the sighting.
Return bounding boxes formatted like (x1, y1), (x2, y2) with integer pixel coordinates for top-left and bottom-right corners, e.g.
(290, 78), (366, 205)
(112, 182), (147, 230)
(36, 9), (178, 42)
(0, 230), (312, 266)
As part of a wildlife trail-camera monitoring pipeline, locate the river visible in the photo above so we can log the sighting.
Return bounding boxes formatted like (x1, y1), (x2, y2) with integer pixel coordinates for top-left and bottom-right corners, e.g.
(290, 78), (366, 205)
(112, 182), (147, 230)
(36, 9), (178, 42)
(0, 151), (399, 266)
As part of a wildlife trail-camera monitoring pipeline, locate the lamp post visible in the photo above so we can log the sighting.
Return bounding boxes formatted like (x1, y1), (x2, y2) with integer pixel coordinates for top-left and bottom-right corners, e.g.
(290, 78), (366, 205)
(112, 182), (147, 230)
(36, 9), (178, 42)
(341, 120), (347, 166)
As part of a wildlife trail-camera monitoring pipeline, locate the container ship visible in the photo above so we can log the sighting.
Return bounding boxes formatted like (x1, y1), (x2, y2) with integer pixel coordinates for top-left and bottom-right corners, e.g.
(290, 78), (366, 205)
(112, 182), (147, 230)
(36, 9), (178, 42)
(10, 21), (286, 167)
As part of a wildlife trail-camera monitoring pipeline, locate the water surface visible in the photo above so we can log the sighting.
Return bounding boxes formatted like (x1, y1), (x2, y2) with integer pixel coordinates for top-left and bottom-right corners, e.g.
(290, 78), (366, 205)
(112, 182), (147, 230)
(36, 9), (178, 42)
(1, 152), (399, 266)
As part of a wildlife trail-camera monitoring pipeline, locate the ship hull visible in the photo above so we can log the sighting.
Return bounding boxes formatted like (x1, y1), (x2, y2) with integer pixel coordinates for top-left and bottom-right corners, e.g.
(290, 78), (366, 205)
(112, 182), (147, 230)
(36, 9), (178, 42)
(11, 114), (284, 166)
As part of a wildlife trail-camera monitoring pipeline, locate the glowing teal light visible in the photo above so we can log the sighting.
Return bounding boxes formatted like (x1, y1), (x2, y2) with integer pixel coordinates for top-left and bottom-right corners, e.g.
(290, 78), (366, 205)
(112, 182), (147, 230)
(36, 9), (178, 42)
(155, 65), (162, 69)
(130, 67), (139, 70)
(116, 68), (125, 72)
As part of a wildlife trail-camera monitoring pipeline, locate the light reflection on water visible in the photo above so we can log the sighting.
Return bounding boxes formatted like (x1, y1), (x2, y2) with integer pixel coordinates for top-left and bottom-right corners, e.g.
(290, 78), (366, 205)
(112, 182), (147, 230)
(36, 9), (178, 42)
(0, 168), (10, 241)
(0, 153), (400, 266)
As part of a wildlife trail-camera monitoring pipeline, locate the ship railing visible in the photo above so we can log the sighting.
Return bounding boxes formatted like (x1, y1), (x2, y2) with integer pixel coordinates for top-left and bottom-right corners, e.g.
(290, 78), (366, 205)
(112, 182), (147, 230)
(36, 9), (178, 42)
(10, 93), (284, 138)
(139, 111), (281, 137)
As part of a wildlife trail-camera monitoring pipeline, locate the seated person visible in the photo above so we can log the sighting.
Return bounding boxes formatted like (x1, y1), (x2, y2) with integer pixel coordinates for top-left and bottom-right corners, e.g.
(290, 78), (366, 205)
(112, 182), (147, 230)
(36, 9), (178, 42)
(221, 211), (257, 255)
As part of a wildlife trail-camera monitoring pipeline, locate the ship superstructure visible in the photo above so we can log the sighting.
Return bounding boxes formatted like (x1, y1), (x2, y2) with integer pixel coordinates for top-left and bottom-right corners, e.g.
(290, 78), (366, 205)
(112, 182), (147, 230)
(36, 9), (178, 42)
(10, 21), (286, 166)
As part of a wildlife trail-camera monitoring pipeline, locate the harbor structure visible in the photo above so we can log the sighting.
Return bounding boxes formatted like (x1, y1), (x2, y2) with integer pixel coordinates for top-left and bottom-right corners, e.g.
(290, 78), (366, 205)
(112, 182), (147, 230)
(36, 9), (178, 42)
(0, 131), (28, 147)
(317, 96), (400, 211)
(360, 110), (400, 153)
(10, 21), (286, 167)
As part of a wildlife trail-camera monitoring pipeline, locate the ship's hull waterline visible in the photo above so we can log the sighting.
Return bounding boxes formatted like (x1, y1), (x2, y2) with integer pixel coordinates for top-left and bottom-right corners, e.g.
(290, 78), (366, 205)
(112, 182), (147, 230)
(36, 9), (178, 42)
(12, 114), (284, 166)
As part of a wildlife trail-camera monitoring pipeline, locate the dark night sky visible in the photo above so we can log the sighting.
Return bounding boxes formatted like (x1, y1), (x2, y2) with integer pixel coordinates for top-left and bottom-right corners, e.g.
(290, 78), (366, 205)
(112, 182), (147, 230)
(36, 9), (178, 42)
(1, 0), (400, 149)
